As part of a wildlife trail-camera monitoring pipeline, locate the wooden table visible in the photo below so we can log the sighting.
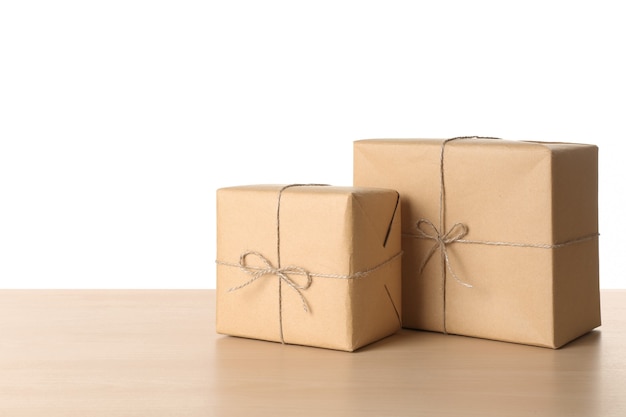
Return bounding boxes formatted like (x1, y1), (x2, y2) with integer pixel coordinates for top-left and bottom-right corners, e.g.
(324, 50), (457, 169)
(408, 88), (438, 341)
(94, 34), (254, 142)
(0, 290), (624, 416)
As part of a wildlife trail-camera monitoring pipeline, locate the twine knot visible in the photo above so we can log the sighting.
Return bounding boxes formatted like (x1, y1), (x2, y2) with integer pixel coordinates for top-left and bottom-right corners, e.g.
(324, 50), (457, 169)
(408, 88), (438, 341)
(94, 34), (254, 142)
(228, 251), (313, 312)
(414, 219), (472, 288)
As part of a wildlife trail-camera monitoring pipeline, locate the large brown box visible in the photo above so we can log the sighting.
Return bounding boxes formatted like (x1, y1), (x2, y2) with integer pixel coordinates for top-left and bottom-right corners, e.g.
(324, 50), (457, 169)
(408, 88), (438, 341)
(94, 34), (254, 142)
(216, 185), (402, 351)
(354, 138), (600, 348)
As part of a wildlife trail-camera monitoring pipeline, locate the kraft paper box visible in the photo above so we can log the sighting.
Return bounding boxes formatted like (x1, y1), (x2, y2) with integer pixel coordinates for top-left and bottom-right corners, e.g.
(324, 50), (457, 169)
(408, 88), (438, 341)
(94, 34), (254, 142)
(354, 138), (600, 348)
(216, 184), (402, 351)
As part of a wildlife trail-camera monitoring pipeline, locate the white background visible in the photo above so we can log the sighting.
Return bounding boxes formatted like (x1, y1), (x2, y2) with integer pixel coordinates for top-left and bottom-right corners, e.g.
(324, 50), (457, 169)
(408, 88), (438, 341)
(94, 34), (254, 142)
(0, 1), (624, 288)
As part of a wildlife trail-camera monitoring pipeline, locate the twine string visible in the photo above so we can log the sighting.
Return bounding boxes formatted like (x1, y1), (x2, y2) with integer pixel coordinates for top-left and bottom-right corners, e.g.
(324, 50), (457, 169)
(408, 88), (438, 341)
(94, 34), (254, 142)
(435, 137), (483, 332)
(274, 184), (328, 342)
(218, 250), (403, 280)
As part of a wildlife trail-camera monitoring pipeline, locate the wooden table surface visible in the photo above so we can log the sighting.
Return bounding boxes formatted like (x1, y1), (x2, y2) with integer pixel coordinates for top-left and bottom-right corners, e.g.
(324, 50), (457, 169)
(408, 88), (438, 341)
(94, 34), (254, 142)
(0, 290), (624, 417)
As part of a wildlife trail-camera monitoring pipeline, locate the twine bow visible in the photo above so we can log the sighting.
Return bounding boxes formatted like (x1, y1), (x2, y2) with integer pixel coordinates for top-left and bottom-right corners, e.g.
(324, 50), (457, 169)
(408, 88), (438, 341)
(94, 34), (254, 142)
(228, 251), (313, 312)
(414, 219), (472, 288)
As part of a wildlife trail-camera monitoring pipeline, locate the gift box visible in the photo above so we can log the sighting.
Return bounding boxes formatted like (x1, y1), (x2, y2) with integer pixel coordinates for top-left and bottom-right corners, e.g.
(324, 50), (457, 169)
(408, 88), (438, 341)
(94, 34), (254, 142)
(353, 138), (600, 348)
(215, 184), (402, 351)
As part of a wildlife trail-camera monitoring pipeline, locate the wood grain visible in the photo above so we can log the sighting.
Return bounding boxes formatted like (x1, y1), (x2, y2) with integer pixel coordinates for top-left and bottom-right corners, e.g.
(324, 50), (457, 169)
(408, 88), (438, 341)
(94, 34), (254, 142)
(0, 290), (624, 416)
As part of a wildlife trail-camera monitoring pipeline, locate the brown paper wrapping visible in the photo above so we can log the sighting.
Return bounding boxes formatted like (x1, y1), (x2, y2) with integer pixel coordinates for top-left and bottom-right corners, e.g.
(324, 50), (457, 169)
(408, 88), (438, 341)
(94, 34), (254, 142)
(216, 185), (402, 351)
(354, 139), (600, 348)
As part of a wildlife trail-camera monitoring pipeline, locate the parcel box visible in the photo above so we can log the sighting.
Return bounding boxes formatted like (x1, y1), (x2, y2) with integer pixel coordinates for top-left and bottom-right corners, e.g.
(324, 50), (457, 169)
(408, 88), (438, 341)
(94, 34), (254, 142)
(354, 138), (600, 348)
(216, 184), (402, 351)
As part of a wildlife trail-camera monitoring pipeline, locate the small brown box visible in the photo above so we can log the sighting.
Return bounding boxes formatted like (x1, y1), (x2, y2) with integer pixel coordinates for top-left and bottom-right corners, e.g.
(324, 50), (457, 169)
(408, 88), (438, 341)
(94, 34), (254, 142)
(216, 185), (402, 351)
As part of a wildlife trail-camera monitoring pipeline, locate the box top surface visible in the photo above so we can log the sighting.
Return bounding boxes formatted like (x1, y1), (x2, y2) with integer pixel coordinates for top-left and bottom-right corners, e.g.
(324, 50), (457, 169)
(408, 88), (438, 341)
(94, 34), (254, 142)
(355, 139), (597, 155)
(218, 184), (398, 196)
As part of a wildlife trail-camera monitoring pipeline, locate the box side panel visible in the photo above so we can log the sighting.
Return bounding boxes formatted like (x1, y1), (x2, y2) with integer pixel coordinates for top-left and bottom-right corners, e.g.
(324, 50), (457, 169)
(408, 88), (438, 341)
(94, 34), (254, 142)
(349, 190), (402, 350)
(551, 146), (600, 347)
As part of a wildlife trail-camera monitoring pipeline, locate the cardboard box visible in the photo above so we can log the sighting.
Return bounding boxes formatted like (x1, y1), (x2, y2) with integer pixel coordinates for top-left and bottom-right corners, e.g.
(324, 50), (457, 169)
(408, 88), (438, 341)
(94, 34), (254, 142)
(354, 138), (600, 348)
(216, 184), (402, 351)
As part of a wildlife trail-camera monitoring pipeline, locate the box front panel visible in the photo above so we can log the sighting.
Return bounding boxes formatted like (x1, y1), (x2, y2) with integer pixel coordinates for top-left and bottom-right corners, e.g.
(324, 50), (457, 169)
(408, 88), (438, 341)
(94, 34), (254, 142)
(354, 139), (570, 347)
